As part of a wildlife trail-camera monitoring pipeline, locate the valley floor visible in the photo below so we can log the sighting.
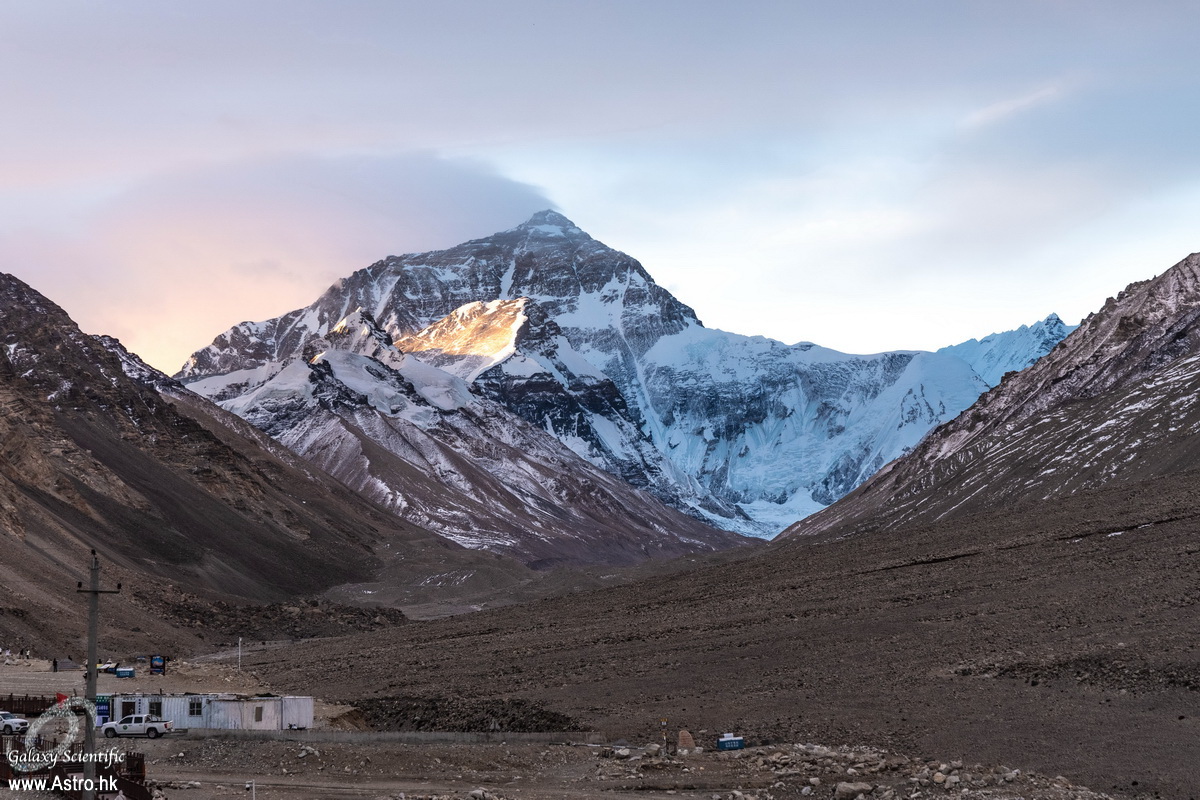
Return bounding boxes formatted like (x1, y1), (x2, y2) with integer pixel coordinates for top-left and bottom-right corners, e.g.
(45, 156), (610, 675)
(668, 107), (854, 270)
(0, 653), (1135, 800)
(7, 477), (1200, 799)
(232, 476), (1200, 800)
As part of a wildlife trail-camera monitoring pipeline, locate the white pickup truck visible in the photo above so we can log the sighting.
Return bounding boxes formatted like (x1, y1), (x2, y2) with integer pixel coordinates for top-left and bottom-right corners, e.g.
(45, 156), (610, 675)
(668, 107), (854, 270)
(100, 714), (173, 738)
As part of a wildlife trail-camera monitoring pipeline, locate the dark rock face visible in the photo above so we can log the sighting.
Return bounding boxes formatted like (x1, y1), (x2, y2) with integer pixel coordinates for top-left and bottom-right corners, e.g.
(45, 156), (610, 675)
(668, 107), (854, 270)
(0, 271), (377, 647)
(785, 252), (1200, 540)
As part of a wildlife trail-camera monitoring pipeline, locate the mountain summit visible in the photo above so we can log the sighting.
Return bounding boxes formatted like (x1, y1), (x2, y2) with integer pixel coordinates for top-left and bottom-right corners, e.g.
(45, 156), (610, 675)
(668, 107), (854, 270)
(179, 213), (1070, 537)
(515, 209), (582, 231)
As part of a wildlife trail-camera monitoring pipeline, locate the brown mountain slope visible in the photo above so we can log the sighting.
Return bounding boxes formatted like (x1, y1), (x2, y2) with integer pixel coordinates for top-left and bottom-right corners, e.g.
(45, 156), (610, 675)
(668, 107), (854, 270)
(783, 251), (1200, 540)
(0, 273), (543, 654)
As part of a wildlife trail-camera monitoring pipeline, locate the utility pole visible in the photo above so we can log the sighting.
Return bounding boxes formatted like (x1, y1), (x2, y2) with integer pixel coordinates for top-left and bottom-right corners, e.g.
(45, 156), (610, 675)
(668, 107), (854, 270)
(77, 550), (120, 800)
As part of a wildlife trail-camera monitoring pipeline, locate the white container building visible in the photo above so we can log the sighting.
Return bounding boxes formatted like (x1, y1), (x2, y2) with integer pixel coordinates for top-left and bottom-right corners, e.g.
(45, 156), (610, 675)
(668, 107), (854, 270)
(107, 693), (313, 730)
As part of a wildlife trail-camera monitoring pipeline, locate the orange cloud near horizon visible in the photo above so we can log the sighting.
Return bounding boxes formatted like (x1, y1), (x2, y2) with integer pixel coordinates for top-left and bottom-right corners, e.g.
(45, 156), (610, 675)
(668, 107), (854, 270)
(1, 153), (551, 373)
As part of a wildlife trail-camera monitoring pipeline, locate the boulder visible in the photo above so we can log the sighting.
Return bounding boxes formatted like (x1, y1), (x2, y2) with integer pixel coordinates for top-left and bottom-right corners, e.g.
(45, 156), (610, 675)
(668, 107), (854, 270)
(834, 782), (874, 800)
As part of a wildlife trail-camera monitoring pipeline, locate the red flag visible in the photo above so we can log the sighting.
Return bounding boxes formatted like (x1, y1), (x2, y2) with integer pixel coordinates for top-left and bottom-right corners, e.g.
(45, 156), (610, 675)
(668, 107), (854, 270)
(55, 692), (69, 704)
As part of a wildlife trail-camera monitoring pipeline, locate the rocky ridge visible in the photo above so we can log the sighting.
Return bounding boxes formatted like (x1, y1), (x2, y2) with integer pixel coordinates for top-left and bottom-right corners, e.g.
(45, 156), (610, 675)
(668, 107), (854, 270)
(133, 590), (409, 641)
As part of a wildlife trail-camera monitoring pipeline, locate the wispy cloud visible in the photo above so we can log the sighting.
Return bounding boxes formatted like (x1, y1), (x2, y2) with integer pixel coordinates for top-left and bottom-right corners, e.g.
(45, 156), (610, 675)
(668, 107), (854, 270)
(961, 83), (1069, 129)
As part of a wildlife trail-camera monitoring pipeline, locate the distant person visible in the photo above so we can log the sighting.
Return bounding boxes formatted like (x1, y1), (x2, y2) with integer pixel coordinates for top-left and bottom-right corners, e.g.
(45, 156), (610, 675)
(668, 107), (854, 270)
(52, 658), (58, 672)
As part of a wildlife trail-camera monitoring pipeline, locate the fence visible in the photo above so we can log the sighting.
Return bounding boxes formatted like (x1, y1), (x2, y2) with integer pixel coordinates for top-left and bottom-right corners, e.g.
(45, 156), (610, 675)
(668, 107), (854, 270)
(183, 727), (606, 744)
(116, 775), (153, 800)
(1, 693), (57, 716)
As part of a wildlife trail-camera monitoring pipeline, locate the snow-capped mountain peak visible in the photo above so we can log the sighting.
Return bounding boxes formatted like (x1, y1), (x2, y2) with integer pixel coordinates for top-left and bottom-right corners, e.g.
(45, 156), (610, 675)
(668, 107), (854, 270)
(179, 213), (1071, 538)
(328, 307), (391, 344)
(178, 265), (748, 564)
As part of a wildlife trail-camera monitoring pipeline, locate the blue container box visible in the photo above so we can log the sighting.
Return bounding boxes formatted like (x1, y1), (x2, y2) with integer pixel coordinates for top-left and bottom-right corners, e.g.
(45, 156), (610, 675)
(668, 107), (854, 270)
(115, 667), (135, 678)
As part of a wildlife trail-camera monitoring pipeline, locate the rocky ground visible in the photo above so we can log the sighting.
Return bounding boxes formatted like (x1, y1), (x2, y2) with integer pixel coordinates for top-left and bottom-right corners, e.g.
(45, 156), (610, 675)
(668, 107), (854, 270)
(354, 696), (581, 733)
(133, 591), (410, 643)
(3, 653), (1125, 800)
(137, 737), (1116, 800)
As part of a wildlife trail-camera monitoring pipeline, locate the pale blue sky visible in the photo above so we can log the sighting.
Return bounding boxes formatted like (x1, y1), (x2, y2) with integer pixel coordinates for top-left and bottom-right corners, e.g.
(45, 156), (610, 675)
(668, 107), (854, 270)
(3, 1), (1200, 370)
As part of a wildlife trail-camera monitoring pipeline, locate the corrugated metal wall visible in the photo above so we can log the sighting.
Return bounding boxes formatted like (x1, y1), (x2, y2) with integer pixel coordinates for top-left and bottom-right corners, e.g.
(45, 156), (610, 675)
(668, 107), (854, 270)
(107, 694), (313, 730)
